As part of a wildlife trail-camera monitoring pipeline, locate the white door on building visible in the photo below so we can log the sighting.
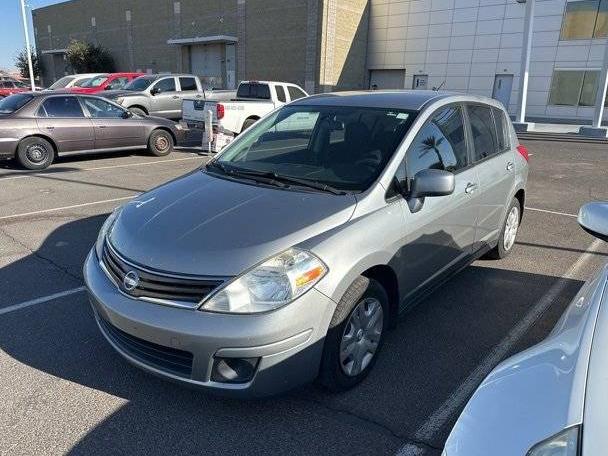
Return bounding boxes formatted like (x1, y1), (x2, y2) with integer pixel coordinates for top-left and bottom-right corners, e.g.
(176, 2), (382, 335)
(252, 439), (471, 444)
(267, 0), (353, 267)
(492, 74), (514, 108)
(369, 70), (406, 89)
(190, 44), (223, 88)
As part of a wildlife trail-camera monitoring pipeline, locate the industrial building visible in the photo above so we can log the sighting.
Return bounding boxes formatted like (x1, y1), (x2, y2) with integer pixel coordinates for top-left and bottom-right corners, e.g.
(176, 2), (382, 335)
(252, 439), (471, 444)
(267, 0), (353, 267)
(33, 0), (608, 124)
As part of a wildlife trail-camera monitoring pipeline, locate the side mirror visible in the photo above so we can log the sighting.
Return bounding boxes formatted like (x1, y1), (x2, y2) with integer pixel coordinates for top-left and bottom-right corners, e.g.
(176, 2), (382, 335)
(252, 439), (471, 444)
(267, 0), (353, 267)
(405, 169), (455, 213)
(150, 87), (160, 95)
(122, 110), (133, 119)
(578, 202), (608, 242)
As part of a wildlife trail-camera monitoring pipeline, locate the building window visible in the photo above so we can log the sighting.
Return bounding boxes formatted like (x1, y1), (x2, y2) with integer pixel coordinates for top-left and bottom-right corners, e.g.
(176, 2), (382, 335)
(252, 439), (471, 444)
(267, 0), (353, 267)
(560, 0), (608, 40)
(548, 70), (599, 106)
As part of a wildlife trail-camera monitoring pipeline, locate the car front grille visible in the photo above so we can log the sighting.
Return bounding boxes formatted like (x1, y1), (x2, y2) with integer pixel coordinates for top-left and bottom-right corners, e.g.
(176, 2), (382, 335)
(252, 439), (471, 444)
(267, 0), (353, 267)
(99, 316), (194, 378)
(101, 241), (224, 307)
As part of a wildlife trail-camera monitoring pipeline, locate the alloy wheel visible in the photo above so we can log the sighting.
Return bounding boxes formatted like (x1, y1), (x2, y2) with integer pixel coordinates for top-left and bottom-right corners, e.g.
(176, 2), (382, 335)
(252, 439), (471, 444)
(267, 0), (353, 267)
(503, 206), (520, 251)
(339, 297), (384, 377)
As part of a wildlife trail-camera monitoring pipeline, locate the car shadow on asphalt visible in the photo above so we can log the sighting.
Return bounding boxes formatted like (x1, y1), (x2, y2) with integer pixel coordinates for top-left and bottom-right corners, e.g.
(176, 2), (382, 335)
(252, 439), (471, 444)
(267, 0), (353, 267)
(0, 216), (585, 455)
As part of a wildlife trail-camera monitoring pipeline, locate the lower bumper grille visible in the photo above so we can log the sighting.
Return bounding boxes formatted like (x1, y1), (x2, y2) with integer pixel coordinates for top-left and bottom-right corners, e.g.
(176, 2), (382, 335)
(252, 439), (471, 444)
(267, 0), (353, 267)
(99, 316), (193, 379)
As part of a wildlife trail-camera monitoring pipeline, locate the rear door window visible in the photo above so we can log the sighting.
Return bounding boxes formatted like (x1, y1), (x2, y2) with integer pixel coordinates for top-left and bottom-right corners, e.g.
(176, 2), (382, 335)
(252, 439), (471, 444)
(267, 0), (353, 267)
(467, 104), (499, 161)
(39, 96), (85, 118)
(275, 85), (286, 102)
(178, 77), (198, 91)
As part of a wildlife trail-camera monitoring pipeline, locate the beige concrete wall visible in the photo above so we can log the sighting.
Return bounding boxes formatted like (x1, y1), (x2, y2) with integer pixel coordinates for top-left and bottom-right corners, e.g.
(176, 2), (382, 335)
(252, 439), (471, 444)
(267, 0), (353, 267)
(318, 0), (369, 91)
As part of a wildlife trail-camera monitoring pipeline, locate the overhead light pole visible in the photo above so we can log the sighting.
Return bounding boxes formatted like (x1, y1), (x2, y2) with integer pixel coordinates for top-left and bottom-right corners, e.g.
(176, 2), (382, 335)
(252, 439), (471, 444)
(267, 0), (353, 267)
(19, 0), (36, 91)
(514, 0), (534, 131)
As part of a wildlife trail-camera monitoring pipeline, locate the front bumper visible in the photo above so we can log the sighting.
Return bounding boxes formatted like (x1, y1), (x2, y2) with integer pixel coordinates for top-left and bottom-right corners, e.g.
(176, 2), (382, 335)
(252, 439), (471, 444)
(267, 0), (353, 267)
(0, 137), (19, 158)
(83, 249), (336, 397)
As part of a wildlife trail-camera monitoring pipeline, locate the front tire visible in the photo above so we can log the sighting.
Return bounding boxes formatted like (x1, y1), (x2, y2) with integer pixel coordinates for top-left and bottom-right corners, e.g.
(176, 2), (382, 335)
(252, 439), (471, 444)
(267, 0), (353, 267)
(486, 197), (521, 259)
(16, 137), (55, 170)
(318, 277), (389, 392)
(129, 107), (146, 116)
(147, 129), (174, 157)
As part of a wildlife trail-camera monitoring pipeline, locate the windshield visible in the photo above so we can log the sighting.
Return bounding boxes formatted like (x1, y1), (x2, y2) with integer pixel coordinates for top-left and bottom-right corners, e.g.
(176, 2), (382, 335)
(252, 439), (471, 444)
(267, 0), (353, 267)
(214, 105), (415, 192)
(124, 77), (155, 91)
(81, 75), (108, 88)
(49, 76), (75, 89)
(0, 93), (34, 114)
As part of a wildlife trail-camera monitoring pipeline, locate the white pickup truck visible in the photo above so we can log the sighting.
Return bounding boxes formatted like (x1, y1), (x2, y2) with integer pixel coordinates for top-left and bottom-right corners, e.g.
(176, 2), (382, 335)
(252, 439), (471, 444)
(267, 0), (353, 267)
(205, 81), (309, 134)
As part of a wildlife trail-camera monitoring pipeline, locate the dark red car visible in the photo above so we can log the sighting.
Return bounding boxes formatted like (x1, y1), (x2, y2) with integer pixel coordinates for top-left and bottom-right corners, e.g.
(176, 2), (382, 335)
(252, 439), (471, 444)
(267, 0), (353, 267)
(0, 80), (30, 99)
(69, 72), (144, 94)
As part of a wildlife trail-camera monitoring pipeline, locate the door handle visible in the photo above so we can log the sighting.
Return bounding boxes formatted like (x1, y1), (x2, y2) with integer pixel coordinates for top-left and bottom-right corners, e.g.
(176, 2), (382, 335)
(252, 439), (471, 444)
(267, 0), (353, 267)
(506, 162), (514, 171)
(98, 125), (107, 129)
(465, 182), (478, 194)
(172, 95), (179, 99)
(45, 126), (54, 130)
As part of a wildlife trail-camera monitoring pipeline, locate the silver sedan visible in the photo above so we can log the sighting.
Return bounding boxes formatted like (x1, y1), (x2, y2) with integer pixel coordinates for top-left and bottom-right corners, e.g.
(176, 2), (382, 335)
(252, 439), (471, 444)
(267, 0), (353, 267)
(443, 201), (608, 456)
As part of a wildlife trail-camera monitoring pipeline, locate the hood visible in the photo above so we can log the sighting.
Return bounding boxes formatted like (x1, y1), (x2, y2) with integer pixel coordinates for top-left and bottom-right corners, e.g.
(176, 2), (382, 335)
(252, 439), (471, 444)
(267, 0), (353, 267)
(69, 86), (100, 94)
(109, 170), (357, 276)
(103, 89), (143, 99)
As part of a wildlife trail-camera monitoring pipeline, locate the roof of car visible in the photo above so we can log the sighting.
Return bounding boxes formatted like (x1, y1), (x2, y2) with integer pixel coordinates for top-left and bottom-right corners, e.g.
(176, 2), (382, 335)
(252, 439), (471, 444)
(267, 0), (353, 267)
(291, 90), (468, 111)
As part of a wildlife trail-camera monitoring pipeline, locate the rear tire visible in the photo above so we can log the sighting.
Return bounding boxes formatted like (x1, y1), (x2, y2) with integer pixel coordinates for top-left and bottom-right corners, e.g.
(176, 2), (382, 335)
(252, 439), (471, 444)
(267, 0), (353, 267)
(485, 197), (521, 259)
(318, 277), (389, 392)
(147, 129), (174, 157)
(16, 137), (55, 170)
(241, 118), (258, 132)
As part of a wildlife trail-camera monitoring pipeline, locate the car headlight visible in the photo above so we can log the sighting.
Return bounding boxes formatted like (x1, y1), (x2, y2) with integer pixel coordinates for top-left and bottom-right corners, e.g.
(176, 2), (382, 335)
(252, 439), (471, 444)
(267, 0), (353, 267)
(200, 248), (328, 314)
(95, 206), (123, 259)
(116, 97), (124, 105)
(527, 426), (580, 456)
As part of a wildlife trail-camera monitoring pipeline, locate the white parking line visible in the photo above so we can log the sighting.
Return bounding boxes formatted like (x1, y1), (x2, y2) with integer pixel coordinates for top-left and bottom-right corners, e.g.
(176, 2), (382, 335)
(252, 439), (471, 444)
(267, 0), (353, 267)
(527, 207), (577, 218)
(0, 287), (86, 316)
(0, 156), (201, 182)
(0, 195), (136, 221)
(395, 238), (604, 455)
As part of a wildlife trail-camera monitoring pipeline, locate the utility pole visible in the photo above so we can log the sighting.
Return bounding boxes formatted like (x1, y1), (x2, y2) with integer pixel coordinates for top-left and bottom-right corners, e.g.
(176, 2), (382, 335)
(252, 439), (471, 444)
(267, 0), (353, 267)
(19, 0), (36, 91)
(514, 0), (534, 130)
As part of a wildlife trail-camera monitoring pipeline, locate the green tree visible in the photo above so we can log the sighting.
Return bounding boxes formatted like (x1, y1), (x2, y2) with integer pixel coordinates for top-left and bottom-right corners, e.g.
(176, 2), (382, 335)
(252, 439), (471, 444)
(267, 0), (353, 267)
(66, 40), (115, 73)
(14, 49), (42, 79)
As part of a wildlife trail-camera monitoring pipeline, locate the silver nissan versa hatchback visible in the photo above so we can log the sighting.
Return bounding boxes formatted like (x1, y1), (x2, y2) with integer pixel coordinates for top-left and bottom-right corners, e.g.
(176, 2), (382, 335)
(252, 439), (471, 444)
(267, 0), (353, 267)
(84, 91), (529, 397)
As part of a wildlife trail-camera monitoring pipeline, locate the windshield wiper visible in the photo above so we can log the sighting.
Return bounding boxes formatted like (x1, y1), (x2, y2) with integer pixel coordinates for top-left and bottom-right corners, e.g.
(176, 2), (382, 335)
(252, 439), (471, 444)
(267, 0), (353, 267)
(227, 168), (347, 195)
(206, 163), (346, 194)
(205, 162), (289, 188)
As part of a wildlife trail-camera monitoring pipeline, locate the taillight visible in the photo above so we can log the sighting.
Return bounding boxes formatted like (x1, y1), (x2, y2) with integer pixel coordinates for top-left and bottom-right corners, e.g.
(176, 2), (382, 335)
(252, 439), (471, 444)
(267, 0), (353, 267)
(216, 103), (225, 120)
(517, 144), (529, 162)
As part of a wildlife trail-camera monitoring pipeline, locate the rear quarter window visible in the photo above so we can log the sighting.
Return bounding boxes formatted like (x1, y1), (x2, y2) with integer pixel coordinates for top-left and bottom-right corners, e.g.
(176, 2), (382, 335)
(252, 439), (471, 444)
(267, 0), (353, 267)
(492, 107), (510, 152)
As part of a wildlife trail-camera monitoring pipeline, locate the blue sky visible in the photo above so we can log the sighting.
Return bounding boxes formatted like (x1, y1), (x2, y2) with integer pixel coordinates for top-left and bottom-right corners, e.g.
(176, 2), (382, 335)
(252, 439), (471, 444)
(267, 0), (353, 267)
(0, 0), (65, 70)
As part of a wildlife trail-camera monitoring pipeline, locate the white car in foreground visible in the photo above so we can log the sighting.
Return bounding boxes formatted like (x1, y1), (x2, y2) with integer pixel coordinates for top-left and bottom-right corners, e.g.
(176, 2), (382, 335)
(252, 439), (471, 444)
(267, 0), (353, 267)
(443, 201), (608, 456)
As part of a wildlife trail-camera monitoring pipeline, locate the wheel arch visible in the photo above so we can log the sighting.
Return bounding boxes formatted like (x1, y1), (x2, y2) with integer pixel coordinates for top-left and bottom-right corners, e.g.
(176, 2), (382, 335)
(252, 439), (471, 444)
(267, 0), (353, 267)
(16, 134), (58, 155)
(514, 188), (525, 222)
(361, 265), (400, 329)
(151, 126), (177, 145)
(240, 116), (260, 133)
(128, 104), (148, 114)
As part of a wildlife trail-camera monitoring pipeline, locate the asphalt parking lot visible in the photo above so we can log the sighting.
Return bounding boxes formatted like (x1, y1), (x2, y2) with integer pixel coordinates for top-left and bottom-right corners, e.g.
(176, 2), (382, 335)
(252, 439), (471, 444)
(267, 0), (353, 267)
(0, 141), (607, 456)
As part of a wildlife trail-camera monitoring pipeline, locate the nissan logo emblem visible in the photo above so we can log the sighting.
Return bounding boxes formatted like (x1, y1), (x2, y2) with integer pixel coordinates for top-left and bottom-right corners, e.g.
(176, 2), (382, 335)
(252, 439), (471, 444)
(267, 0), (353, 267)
(123, 271), (140, 291)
